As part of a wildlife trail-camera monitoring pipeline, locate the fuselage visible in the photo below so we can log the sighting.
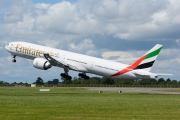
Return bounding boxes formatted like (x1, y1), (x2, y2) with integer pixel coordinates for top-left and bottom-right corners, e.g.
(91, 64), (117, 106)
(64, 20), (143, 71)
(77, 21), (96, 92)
(5, 42), (157, 79)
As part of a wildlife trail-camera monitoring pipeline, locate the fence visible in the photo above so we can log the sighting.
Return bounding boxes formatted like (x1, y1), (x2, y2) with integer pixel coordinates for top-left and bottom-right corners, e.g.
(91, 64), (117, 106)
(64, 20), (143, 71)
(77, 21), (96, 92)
(42, 84), (180, 88)
(0, 84), (180, 88)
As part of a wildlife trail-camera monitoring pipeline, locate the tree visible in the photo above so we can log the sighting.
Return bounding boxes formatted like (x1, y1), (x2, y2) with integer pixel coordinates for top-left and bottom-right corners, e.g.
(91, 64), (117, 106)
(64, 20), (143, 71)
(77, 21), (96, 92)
(171, 80), (177, 84)
(61, 77), (72, 84)
(90, 77), (101, 84)
(0, 81), (3, 84)
(18, 82), (24, 85)
(136, 79), (158, 86)
(101, 77), (114, 85)
(0, 81), (9, 85)
(36, 77), (44, 85)
(166, 78), (171, 82)
(52, 79), (59, 84)
(47, 80), (53, 84)
(12, 82), (17, 85)
(158, 78), (165, 83)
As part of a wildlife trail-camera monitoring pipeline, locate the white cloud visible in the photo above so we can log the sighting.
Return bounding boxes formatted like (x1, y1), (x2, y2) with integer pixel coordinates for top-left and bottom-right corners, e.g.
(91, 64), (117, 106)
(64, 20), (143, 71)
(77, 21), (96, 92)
(33, 1), (100, 35)
(102, 51), (133, 59)
(0, 0), (180, 82)
(1, 0), (180, 42)
(176, 39), (180, 46)
(3, 0), (33, 23)
(68, 39), (98, 56)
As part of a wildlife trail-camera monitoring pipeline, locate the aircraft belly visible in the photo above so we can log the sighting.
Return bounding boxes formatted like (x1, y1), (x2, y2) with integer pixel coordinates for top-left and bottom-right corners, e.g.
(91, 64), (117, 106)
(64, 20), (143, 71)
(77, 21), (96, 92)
(87, 65), (117, 77)
(12, 52), (36, 60)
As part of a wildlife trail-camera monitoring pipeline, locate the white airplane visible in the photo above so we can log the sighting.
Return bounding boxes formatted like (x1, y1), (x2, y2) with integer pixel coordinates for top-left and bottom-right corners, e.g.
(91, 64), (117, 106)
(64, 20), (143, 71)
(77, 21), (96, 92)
(5, 42), (172, 80)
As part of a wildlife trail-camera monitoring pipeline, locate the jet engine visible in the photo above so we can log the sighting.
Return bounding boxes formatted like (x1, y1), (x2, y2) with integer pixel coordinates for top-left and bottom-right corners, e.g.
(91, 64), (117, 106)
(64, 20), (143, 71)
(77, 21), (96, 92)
(33, 58), (51, 70)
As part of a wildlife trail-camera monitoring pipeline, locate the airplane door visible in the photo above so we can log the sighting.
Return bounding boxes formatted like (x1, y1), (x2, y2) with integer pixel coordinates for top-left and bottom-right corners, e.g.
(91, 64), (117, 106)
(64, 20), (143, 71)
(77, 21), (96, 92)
(62, 55), (67, 64)
(63, 55), (66, 61)
(91, 62), (94, 69)
(10, 44), (17, 51)
(10, 44), (13, 50)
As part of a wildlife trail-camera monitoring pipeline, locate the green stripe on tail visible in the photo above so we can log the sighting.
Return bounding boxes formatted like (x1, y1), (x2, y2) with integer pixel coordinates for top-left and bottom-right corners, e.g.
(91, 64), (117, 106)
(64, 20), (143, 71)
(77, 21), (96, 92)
(145, 47), (162, 59)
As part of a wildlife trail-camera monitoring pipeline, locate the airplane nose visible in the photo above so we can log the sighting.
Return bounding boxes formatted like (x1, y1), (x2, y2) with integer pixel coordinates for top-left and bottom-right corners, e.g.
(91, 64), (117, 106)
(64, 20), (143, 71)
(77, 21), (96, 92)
(5, 44), (9, 50)
(5, 45), (7, 49)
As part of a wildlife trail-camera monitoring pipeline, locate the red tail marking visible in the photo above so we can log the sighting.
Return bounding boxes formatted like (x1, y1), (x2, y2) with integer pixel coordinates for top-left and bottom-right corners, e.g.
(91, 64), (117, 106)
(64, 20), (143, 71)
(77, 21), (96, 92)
(111, 54), (147, 76)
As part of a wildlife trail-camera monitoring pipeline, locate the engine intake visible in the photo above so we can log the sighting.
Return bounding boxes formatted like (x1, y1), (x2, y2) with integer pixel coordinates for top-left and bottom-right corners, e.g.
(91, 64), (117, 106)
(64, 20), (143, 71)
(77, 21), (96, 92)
(33, 58), (51, 70)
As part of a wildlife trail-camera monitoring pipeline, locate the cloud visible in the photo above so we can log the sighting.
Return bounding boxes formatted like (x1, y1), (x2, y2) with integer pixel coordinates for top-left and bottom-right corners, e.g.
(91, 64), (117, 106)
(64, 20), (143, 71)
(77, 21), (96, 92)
(2, 0), (33, 23)
(102, 51), (133, 59)
(0, 0), (180, 82)
(1, 0), (180, 44)
(33, 1), (100, 35)
(68, 39), (98, 56)
(176, 39), (180, 46)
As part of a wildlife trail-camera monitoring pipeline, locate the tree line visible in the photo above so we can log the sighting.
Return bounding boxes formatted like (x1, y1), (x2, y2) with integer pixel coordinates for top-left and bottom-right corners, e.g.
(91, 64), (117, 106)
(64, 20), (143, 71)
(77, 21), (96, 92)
(34, 77), (180, 86)
(0, 77), (179, 87)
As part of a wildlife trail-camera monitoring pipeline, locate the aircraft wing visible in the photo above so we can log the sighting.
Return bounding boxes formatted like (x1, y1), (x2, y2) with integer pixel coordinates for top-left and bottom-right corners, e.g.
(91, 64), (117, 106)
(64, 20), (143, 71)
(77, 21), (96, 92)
(44, 53), (88, 72)
(44, 53), (63, 67)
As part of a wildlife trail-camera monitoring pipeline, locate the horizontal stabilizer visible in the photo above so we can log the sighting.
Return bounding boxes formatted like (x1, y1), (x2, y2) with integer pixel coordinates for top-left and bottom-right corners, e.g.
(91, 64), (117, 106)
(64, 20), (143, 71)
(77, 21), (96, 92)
(155, 73), (173, 76)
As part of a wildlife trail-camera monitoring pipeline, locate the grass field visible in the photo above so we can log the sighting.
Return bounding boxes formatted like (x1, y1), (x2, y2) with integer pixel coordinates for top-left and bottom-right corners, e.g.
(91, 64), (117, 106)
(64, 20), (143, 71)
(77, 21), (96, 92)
(0, 87), (180, 120)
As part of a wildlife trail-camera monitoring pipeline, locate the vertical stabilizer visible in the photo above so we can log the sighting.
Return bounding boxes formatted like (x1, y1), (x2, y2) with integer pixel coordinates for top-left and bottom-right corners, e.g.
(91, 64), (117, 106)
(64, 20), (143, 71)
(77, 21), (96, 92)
(134, 44), (163, 71)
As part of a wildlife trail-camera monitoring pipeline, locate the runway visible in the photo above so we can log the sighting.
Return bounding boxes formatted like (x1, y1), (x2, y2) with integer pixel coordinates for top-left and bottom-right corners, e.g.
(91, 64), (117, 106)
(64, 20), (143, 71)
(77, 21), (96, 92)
(85, 87), (180, 94)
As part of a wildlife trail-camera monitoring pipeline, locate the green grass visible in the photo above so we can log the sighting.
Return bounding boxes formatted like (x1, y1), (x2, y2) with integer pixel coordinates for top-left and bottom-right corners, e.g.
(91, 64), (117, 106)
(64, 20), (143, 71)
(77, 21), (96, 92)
(0, 87), (180, 120)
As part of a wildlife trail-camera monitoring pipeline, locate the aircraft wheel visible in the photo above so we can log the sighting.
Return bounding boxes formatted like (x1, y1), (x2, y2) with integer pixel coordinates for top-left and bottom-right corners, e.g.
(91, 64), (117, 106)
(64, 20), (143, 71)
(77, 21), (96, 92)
(12, 59), (16, 63)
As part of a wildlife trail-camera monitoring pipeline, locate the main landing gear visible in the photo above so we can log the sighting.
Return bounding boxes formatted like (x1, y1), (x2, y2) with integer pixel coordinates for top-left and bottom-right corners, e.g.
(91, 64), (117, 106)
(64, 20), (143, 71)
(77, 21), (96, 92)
(12, 55), (16, 63)
(78, 73), (89, 79)
(60, 73), (72, 80)
(60, 67), (72, 80)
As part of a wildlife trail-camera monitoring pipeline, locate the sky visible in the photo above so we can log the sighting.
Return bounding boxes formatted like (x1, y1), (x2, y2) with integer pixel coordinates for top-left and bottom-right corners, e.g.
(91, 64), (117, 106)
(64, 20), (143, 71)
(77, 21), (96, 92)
(0, 0), (180, 83)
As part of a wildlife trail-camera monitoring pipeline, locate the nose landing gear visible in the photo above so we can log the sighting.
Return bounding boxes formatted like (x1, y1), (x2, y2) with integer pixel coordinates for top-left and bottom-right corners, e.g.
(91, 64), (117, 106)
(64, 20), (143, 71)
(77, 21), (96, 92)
(12, 55), (16, 63)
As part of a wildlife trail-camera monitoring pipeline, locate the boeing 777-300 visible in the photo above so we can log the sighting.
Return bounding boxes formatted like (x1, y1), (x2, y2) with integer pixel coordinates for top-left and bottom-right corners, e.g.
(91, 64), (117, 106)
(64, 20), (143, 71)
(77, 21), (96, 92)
(5, 42), (172, 80)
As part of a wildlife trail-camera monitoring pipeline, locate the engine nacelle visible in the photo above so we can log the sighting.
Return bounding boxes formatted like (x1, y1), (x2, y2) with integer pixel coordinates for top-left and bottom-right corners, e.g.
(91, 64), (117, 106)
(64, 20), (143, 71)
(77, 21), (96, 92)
(33, 58), (52, 70)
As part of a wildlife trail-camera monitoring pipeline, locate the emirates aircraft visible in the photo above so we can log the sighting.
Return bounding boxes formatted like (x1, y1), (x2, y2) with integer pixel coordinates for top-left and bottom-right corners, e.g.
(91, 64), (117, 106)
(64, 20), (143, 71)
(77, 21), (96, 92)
(5, 42), (172, 80)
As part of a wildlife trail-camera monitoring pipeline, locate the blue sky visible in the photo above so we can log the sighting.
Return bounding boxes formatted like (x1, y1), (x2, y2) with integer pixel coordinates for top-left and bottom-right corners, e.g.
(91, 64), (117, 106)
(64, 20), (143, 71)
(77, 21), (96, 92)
(32, 0), (77, 4)
(0, 0), (180, 83)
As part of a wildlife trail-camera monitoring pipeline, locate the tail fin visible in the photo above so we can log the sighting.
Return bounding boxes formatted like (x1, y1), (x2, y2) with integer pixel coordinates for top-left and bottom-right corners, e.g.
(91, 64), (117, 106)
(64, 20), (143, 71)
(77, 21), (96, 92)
(133, 44), (163, 71)
(111, 44), (163, 77)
